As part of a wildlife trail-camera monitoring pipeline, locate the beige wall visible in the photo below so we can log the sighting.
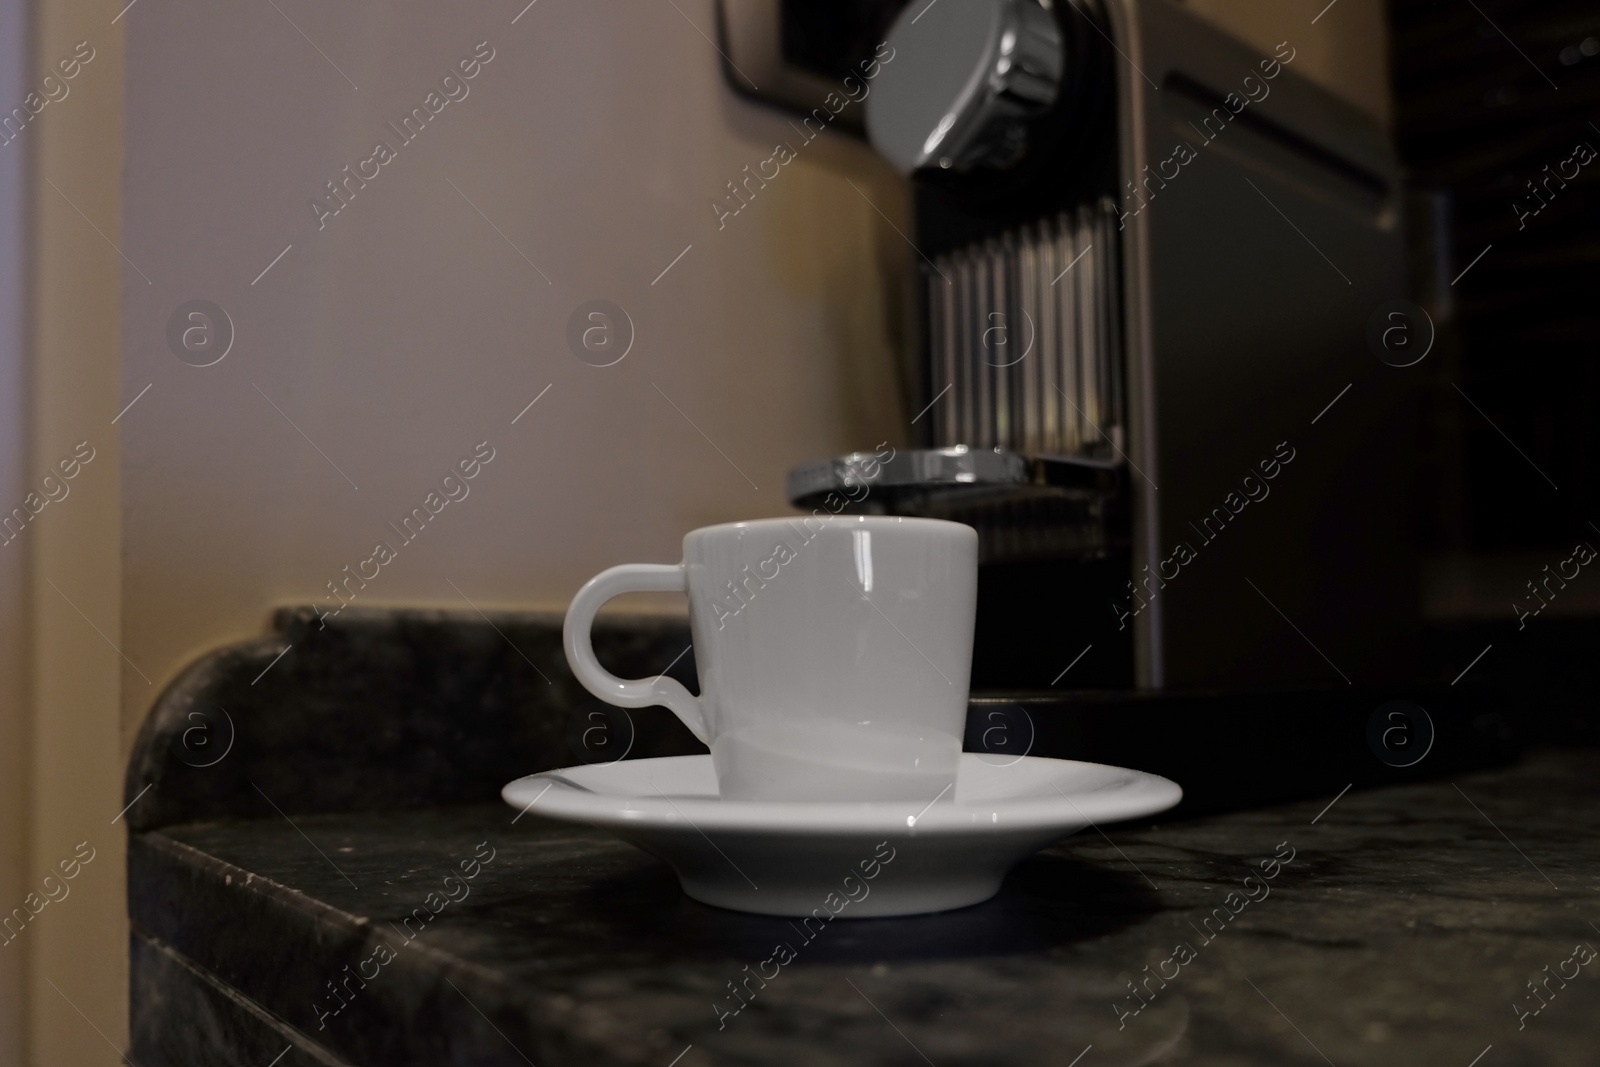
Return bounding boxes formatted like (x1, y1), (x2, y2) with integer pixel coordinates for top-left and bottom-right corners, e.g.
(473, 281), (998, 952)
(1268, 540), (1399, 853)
(0, 0), (31, 1055)
(1181, 0), (1392, 126)
(9, 0), (127, 1063)
(118, 0), (911, 733)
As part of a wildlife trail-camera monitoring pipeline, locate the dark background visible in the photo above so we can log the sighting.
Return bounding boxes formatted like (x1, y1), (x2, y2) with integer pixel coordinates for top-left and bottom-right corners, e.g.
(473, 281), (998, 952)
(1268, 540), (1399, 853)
(1393, 0), (1600, 553)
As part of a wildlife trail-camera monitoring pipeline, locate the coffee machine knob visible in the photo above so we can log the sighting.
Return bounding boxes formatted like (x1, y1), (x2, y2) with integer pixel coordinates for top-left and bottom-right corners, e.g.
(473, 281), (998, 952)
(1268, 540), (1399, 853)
(866, 0), (1064, 176)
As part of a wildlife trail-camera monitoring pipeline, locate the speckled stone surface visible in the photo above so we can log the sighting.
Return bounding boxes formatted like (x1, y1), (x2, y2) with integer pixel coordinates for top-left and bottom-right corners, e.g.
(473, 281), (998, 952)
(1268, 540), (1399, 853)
(123, 607), (707, 832)
(123, 606), (1517, 837)
(131, 748), (1600, 1067)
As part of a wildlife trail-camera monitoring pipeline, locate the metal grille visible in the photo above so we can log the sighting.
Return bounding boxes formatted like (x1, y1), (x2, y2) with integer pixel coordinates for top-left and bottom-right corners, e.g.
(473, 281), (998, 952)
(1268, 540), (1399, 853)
(925, 198), (1124, 459)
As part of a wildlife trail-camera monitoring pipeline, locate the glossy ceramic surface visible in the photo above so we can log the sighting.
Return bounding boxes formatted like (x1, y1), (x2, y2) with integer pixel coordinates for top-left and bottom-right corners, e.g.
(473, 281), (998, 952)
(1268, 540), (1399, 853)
(564, 516), (979, 802)
(503, 753), (1182, 917)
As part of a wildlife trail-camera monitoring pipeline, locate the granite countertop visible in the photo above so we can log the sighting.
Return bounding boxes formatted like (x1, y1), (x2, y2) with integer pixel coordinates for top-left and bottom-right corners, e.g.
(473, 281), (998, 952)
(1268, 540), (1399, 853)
(130, 747), (1600, 1066)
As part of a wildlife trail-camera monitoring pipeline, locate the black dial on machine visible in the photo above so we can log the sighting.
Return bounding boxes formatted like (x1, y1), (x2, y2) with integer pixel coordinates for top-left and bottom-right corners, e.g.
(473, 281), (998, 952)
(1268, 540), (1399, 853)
(865, 0), (1067, 174)
(865, 0), (1115, 217)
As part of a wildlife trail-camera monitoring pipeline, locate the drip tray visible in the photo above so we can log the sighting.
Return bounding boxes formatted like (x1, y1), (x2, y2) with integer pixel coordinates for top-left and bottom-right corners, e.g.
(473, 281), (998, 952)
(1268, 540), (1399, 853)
(787, 446), (1127, 563)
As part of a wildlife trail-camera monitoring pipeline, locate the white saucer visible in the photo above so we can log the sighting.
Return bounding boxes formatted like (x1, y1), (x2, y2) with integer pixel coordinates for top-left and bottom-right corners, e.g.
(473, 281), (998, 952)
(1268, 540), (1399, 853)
(502, 754), (1181, 917)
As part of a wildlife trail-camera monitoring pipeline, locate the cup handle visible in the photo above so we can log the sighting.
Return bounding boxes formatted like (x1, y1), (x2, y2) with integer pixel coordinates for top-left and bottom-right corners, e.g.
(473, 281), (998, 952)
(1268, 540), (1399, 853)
(563, 563), (708, 745)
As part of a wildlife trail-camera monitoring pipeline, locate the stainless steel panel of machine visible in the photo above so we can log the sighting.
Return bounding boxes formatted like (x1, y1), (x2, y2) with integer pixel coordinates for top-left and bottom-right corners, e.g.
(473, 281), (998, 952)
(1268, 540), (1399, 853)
(924, 201), (1124, 461)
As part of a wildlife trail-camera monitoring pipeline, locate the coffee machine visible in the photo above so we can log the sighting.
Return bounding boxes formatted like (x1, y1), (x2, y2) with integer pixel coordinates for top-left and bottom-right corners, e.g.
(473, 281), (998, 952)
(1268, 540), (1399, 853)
(712, 0), (1502, 809)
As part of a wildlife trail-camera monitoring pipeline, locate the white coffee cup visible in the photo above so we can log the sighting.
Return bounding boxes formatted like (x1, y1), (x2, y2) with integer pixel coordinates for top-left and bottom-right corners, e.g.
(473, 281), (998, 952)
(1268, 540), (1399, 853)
(563, 515), (978, 802)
